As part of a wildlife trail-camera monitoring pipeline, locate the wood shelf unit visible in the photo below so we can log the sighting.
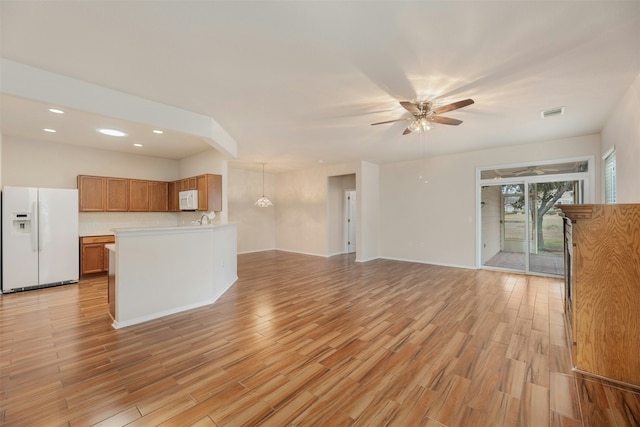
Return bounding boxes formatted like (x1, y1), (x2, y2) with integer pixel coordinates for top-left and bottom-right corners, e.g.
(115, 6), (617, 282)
(559, 204), (640, 387)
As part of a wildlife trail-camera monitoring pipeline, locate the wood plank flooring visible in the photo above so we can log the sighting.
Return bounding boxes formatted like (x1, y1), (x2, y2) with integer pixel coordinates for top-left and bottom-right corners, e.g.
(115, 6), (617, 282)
(1, 250), (639, 426)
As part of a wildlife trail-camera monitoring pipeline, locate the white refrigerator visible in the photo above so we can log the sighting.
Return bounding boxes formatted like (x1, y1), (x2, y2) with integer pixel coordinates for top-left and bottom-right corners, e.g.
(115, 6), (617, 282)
(2, 186), (79, 292)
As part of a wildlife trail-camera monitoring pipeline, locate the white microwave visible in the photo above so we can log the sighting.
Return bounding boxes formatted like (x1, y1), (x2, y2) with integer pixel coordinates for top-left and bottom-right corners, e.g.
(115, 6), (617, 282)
(179, 190), (198, 210)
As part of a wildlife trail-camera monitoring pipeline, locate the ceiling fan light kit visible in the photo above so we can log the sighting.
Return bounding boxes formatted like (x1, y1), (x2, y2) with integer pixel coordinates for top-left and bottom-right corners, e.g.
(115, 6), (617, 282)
(371, 98), (474, 135)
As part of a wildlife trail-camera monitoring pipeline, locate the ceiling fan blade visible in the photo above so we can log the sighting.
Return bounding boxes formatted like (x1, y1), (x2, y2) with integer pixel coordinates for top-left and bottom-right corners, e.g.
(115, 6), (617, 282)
(402, 127), (413, 135)
(433, 98), (474, 114)
(535, 169), (544, 175)
(430, 116), (463, 126)
(399, 101), (421, 115)
(370, 118), (409, 126)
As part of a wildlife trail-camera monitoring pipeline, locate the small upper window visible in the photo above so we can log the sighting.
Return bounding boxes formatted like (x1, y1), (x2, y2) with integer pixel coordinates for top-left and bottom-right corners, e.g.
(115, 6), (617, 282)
(604, 149), (616, 204)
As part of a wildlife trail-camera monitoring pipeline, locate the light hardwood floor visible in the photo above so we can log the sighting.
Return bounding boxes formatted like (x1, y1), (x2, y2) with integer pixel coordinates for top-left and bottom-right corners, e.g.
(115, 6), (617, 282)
(1, 251), (639, 426)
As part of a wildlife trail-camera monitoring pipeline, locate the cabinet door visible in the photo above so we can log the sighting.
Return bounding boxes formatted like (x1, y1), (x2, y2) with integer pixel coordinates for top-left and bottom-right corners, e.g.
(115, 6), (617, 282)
(196, 174), (222, 212)
(180, 179), (189, 191)
(129, 180), (150, 211)
(197, 175), (208, 211)
(103, 244), (110, 271)
(149, 181), (169, 212)
(82, 243), (104, 274)
(106, 177), (129, 211)
(188, 177), (198, 190)
(78, 175), (105, 212)
(208, 174), (222, 212)
(168, 181), (178, 212)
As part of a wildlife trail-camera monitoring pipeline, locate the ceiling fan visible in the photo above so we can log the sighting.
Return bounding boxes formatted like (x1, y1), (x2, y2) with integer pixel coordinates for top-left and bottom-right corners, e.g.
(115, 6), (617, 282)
(513, 166), (560, 176)
(371, 98), (474, 135)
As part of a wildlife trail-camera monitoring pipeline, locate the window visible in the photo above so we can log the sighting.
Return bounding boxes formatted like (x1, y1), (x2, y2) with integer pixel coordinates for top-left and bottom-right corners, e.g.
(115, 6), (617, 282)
(604, 149), (616, 204)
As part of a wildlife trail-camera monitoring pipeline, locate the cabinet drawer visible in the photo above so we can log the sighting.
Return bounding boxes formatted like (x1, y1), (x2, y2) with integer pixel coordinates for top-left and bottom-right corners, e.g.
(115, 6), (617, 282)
(81, 235), (115, 245)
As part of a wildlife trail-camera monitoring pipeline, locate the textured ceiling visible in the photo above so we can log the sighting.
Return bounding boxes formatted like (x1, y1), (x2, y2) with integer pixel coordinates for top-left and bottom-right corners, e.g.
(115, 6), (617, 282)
(1, 1), (639, 172)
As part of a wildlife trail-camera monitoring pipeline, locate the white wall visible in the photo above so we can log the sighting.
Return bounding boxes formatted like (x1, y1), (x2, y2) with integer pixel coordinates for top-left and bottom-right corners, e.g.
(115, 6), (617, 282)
(275, 166), (329, 256)
(2, 137), (180, 188)
(270, 161), (379, 260)
(380, 134), (601, 268)
(357, 161), (380, 262)
(602, 71), (640, 203)
(228, 167), (276, 254)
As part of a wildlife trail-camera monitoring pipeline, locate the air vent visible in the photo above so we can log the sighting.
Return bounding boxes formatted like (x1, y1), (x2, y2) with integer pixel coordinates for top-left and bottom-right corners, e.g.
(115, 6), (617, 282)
(541, 106), (565, 118)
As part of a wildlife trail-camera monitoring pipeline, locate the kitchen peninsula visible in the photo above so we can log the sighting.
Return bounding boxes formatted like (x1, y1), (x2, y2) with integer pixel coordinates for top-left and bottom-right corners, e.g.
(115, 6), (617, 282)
(107, 223), (237, 328)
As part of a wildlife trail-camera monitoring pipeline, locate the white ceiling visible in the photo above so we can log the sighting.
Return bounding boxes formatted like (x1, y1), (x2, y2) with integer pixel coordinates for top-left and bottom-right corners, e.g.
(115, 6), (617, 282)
(1, 1), (639, 172)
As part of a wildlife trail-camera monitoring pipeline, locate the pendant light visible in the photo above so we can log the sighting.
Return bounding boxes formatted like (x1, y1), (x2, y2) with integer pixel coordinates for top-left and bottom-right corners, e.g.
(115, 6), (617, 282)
(255, 163), (273, 207)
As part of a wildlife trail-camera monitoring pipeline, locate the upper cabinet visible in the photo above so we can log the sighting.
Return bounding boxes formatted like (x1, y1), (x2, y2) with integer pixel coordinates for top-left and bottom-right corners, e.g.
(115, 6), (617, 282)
(106, 177), (129, 212)
(168, 181), (179, 212)
(78, 173), (222, 213)
(197, 174), (222, 212)
(149, 181), (169, 212)
(78, 175), (106, 211)
(129, 180), (150, 212)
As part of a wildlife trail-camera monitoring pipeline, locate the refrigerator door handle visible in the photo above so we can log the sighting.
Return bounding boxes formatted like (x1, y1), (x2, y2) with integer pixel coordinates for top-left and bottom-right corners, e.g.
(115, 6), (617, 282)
(31, 201), (39, 252)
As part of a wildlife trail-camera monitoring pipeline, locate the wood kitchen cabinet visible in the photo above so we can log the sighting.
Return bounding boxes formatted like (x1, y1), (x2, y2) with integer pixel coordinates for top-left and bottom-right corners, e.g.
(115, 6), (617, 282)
(78, 175), (105, 211)
(129, 180), (150, 212)
(149, 181), (168, 212)
(178, 178), (197, 192)
(197, 174), (222, 212)
(80, 235), (115, 275)
(168, 181), (179, 212)
(559, 204), (640, 387)
(105, 177), (129, 211)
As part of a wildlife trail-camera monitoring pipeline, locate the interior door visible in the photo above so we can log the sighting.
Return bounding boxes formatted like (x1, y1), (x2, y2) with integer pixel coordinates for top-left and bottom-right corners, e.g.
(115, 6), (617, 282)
(346, 190), (356, 254)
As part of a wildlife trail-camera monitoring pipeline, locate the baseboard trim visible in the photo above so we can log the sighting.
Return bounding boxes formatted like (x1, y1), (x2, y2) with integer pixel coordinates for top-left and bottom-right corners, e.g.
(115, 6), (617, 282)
(379, 256), (476, 270)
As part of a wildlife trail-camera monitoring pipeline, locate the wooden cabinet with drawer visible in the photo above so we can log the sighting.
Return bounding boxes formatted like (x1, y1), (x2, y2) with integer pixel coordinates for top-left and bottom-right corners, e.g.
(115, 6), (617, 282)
(80, 235), (115, 275)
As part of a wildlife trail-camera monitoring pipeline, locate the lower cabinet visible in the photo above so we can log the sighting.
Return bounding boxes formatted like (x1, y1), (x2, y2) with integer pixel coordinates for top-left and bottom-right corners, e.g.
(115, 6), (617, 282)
(80, 235), (115, 275)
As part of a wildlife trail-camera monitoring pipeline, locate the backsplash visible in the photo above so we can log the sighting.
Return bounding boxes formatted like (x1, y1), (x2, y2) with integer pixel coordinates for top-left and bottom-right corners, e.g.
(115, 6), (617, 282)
(78, 212), (178, 235)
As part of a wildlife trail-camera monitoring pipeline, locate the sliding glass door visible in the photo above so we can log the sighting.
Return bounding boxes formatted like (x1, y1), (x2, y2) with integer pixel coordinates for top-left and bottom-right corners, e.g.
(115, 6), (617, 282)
(528, 181), (579, 275)
(479, 160), (590, 277)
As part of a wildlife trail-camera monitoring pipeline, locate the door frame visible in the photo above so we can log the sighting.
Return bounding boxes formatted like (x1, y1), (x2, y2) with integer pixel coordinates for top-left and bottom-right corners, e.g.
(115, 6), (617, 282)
(344, 189), (356, 254)
(476, 156), (595, 270)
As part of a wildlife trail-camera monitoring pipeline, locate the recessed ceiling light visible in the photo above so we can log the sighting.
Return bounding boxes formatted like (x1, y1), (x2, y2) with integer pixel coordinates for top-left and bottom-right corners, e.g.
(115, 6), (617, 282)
(133, 143), (143, 147)
(98, 128), (127, 137)
(48, 108), (64, 114)
(44, 128), (57, 133)
(153, 130), (163, 134)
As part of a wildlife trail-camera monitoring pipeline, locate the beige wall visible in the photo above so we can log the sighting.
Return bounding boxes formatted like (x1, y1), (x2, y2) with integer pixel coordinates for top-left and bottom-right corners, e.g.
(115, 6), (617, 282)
(380, 134), (601, 268)
(602, 71), (640, 203)
(228, 167), (276, 254)
(2, 137), (179, 188)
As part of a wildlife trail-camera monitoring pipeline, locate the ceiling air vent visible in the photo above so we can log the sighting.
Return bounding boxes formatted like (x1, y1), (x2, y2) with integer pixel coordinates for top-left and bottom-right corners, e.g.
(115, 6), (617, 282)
(541, 106), (565, 119)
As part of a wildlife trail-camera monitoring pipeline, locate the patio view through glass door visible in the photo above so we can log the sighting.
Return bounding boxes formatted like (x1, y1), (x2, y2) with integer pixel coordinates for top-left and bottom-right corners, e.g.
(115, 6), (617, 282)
(482, 183), (527, 273)
(528, 181), (578, 275)
(480, 160), (589, 277)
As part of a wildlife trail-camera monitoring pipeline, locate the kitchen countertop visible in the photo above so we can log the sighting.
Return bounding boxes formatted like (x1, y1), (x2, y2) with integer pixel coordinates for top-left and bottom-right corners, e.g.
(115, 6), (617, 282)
(112, 222), (236, 235)
(79, 232), (115, 237)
